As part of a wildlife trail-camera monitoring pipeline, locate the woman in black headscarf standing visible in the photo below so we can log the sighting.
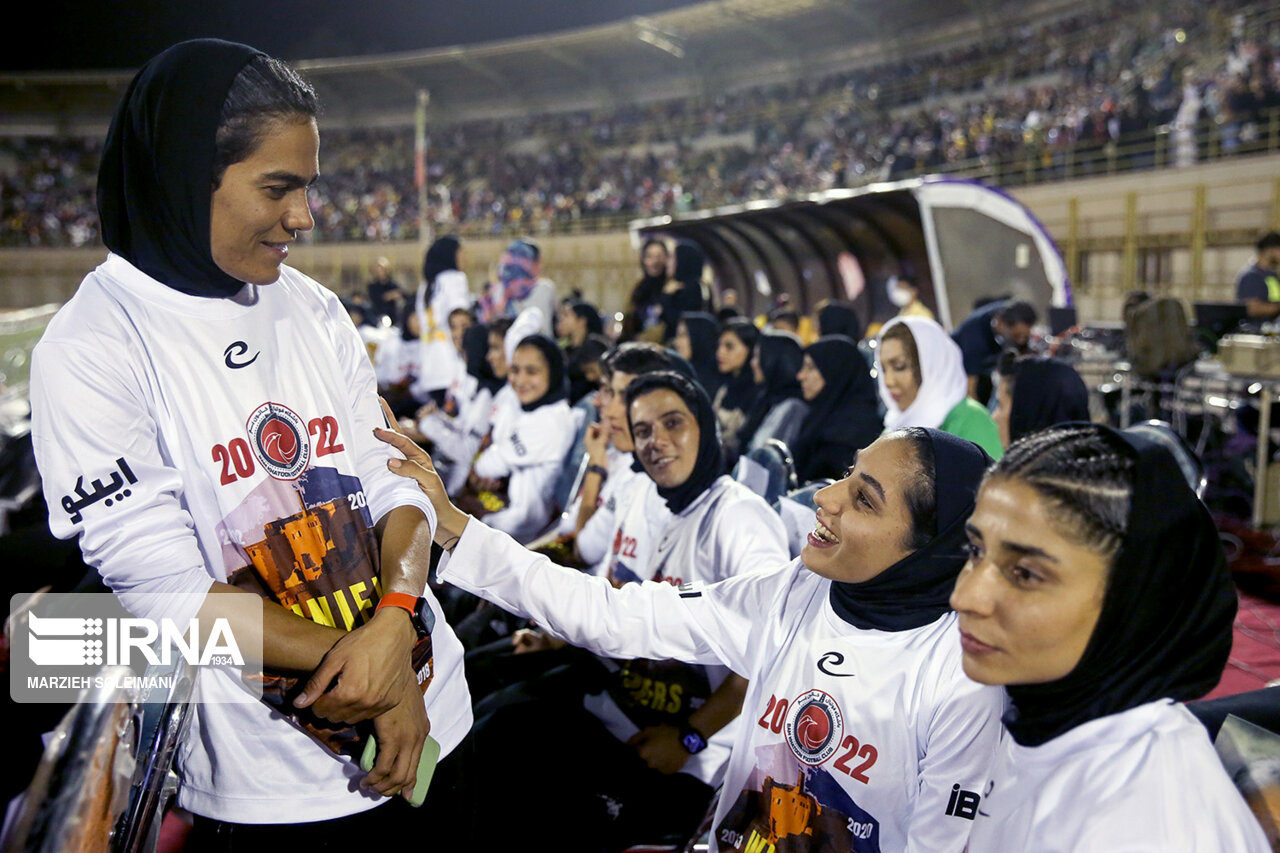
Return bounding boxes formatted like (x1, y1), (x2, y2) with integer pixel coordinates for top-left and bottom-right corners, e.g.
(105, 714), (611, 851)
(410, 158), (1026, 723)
(952, 423), (1266, 850)
(659, 243), (707, 342)
(620, 238), (671, 342)
(417, 322), (506, 495)
(738, 330), (807, 454)
(29, 39), (472, 845)
(379, 422), (1005, 852)
(711, 317), (761, 460)
(793, 334), (883, 482)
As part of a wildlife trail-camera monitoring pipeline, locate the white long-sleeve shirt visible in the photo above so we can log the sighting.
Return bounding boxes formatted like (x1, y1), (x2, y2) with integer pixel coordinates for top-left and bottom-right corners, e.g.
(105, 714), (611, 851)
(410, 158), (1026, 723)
(604, 476), (671, 584)
(439, 521), (1003, 852)
(31, 254), (472, 824)
(418, 375), (494, 496)
(372, 332), (419, 388)
(556, 446), (640, 565)
(587, 475), (790, 787)
(471, 398), (574, 542)
(968, 700), (1271, 852)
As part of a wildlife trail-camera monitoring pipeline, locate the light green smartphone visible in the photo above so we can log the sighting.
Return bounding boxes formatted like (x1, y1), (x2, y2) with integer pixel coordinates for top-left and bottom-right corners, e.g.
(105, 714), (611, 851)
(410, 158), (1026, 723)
(360, 734), (440, 808)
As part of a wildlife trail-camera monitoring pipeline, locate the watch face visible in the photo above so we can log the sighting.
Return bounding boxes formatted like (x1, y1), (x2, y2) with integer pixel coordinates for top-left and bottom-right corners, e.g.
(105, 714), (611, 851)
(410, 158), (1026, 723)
(682, 731), (706, 753)
(413, 597), (436, 635)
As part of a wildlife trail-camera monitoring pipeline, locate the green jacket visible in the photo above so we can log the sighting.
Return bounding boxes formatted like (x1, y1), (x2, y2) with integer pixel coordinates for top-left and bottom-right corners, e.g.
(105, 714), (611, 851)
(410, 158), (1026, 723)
(939, 397), (1004, 460)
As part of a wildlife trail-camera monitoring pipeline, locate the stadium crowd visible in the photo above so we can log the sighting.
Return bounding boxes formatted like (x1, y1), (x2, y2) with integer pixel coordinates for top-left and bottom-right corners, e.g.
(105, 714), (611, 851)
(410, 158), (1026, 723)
(3, 0), (1277, 247)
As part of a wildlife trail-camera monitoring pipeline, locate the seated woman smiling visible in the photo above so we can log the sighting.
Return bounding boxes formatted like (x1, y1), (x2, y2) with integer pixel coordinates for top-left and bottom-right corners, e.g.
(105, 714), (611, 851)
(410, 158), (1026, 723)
(460, 333), (573, 543)
(377, 416), (1003, 852)
(952, 423), (1269, 851)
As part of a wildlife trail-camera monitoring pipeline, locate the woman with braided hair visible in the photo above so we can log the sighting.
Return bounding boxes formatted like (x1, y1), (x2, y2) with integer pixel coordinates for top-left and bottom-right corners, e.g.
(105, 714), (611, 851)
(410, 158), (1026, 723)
(951, 423), (1268, 850)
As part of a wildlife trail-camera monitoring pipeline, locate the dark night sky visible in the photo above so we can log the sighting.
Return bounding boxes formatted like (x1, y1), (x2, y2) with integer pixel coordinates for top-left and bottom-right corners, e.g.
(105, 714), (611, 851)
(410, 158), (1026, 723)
(7, 0), (702, 72)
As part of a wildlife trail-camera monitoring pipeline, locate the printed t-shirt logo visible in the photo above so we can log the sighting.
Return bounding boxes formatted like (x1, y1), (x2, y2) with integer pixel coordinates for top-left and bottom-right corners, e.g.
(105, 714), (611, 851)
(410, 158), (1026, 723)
(784, 688), (844, 766)
(246, 402), (310, 480)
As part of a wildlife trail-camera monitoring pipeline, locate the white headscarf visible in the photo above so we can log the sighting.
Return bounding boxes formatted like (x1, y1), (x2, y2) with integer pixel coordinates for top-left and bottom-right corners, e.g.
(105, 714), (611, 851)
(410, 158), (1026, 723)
(876, 316), (968, 430)
(503, 306), (545, 364)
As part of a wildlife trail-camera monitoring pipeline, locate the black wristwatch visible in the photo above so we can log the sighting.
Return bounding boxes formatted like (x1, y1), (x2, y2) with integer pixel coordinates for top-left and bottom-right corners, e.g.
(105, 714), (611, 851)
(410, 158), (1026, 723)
(586, 463), (609, 481)
(375, 592), (435, 640)
(678, 722), (708, 755)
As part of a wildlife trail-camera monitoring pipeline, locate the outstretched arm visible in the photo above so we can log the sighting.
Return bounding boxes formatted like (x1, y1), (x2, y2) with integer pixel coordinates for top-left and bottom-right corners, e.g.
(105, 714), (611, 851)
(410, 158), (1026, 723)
(376, 422), (780, 676)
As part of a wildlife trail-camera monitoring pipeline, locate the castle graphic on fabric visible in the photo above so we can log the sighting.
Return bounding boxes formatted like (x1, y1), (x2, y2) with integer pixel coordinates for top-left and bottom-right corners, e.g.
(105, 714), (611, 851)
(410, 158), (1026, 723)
(764, 771), (822, 844)
(238, 490), (381, 629)
(717, 742), (881, 853)
(225, 465), (434, 757)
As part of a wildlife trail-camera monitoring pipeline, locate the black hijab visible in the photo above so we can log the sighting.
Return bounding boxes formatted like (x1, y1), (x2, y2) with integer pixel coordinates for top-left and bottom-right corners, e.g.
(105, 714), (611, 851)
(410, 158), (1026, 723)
(716, 318), (762, 413)
(830, 430), (993, 631)
(98, 39), (263, 298)
(463, 323), (503, 396)
(739, 331), (804, 447)
(422, 235), (460, 302)
(1006, 357), (1091, 444)
(1004, 425), (1237, 746)
(680, 312), (722, 396)
(673, 243), (705, 288)
(818, 301), (864, 341)
(625, 371), (725, 514)
(514, 334), (569, 412)
(793, 335), (883, 481)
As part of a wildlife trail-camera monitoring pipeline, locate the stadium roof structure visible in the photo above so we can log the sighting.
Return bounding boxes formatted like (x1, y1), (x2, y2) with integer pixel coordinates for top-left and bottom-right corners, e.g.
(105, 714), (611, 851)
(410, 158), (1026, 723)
(0, 0), (1074, 135)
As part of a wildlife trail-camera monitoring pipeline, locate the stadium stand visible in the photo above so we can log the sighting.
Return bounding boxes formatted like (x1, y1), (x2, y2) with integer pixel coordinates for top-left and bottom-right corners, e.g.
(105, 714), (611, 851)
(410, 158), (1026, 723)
(2, 0), (1276, 247)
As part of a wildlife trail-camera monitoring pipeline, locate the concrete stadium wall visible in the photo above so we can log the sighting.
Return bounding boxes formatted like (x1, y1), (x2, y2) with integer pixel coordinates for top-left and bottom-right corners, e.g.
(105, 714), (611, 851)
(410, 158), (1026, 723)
(1010, 153), (1280, 323)
(5, 152), (1279, 326)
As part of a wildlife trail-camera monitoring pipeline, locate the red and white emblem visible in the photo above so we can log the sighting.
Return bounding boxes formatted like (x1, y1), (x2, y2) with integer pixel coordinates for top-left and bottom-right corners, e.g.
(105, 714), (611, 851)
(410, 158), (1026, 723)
(784, 689), (844, 766)
(246, 402), (310, 480)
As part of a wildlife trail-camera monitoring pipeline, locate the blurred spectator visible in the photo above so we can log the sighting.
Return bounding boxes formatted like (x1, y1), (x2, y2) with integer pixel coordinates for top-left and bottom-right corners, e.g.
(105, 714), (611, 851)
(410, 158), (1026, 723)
(1235, 230), (1280, 319)
(951, 299), (1036, 403)
(478, 239), (557, 335)
(889, 276), (935, 320)
(711, 317), (760, 459)
(660, 243), (707, 342)
(672, 311), (723, 399)
(621, 238), (671, 341)
(365, 256), (406, 324)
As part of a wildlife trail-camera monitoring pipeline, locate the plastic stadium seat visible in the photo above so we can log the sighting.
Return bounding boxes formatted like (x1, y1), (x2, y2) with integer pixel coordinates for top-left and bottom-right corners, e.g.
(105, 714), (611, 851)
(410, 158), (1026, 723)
(1187, 686), (1280, 740)
(732, 440), (796, 506)
(552, 403), (593, 514)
